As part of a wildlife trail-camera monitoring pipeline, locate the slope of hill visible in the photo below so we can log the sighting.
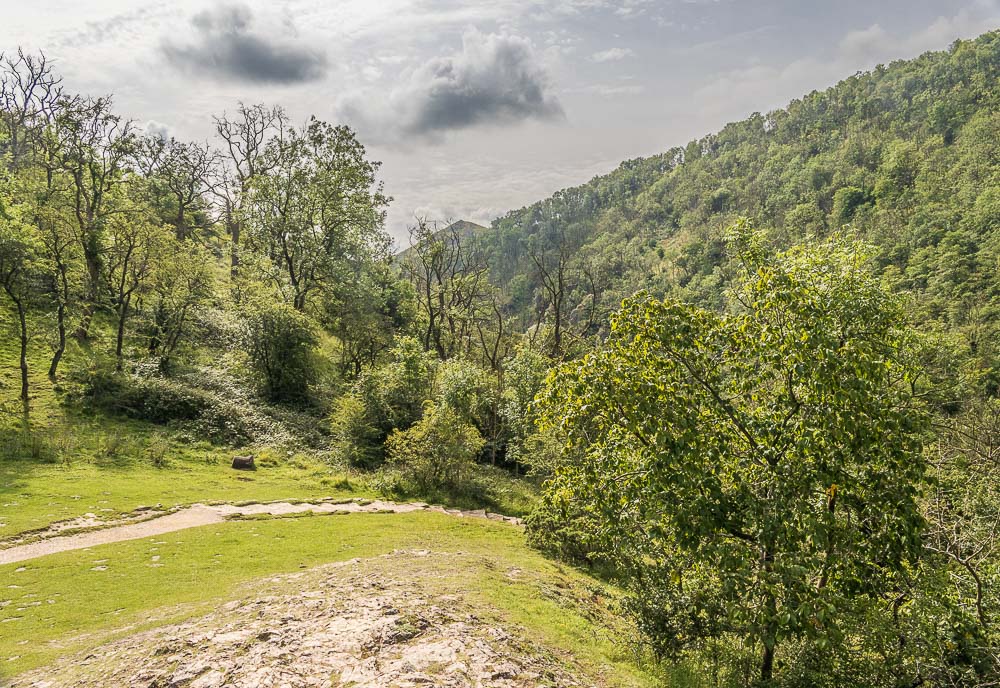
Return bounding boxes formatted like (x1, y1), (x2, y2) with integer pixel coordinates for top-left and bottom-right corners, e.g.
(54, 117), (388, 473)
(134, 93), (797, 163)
(396, 219), (490, 258)
(482, 30), (1000, 364)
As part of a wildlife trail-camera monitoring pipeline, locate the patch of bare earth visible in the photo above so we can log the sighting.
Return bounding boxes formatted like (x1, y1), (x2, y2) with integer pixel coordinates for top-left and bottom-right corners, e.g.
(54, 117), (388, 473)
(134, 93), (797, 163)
(11, 552), (596, 688)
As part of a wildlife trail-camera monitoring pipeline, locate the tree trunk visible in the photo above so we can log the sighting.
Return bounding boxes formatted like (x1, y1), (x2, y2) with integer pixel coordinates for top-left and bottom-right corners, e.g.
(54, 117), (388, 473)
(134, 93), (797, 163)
(76, 246), (101, 340)
(115, 300), (129, 372)
(760, 542), (778, 685)
(760, 631), (776, 684)
(230, 220), (241, 278)
(16, 300), (29, 416)
(48, 301), (65, 379)
(176, 203), (186, 241)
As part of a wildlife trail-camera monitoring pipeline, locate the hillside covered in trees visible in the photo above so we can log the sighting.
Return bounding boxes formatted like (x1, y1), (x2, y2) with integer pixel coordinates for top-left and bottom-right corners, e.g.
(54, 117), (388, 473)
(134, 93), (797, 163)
(483, 30), (1000, 367)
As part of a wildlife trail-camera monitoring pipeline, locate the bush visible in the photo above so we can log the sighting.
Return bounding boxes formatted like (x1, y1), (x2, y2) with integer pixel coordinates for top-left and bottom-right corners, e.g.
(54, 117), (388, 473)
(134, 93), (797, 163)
(330, 337), (435, 467)
(832, 185), (870, 224)
(385, 402), (484, 493)
(71, 365), (292, 447)
(239, 302), (319, 403)
(500, 344), (552, 467)
(330, 393), (382, 468)
(438, 358), (503, 461)
(74, 367), (210, 424)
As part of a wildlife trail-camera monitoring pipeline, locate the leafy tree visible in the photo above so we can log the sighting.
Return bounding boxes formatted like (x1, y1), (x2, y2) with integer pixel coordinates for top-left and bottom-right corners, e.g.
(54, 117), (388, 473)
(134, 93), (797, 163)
(386, 401), (484, 493)
(245, 118), (389, 312)
(0, 181), (40, 414)
(239, 300), (318, 403)
(55, 94), (135, 338)
(137, 136), (216, 241)
(531, 223), (929, 684)
(331, 336), (436, 467)
(102, 192), (163, 371)
(146, 238), (215, 370)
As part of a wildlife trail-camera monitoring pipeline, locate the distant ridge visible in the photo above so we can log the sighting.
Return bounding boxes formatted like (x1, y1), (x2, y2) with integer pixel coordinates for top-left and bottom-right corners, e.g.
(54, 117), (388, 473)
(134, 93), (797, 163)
(395, 219), (489, 259)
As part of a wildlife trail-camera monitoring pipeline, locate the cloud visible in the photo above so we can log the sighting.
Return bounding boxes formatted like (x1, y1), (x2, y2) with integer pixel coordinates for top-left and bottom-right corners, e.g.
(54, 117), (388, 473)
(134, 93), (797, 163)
(590, 47), (635, 62)
(143, 120), (171, 141)
(161, 3), (328, 84)
(343, 29), (564, 141)
(580, 83), (645, 96)
(840, 7), (1000, 61)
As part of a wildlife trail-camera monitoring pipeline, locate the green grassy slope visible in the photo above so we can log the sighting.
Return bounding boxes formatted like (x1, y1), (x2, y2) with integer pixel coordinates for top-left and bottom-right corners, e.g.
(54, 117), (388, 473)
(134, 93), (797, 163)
(0, 511), (661, 685)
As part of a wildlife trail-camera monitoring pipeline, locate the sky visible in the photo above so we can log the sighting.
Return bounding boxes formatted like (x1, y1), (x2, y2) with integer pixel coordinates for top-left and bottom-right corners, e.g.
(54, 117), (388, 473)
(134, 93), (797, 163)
(2, 0), (998, 245)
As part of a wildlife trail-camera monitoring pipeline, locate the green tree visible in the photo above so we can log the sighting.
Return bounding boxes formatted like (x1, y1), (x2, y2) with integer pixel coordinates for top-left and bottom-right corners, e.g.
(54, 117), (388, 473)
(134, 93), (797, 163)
(239, 300), (318, 402)
(386, 401), (484, 493)
(532, 222), (929, 684)
(0, 181), (40, 414)
(245, 117), (389, 312)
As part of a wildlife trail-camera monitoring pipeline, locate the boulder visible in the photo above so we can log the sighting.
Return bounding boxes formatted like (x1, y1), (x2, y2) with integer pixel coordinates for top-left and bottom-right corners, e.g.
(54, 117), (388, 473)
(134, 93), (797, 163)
(231, 455), (256, 471)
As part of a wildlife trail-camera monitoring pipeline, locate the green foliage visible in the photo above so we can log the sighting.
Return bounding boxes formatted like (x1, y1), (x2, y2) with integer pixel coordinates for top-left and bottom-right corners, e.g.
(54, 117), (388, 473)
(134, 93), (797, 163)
(330, 336), (436, 467)
(831, 185), (870, 224)
(330, 392), (383, 468)
(500, 344), (554, 469)
(74, 366), (210, 424)
(481, 31), (1000, 375)
(531, 224), (931, 683)
(385, 401), (484, 493)
(239, 301), (319, 403)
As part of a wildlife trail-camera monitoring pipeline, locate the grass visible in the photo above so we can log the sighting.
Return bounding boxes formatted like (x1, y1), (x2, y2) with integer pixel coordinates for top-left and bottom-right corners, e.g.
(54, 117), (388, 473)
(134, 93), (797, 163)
(0, 444), (365, 540)
(0, 511), (661, 685)
(0, 311), (645, 683)
(0, 308), (371, 539)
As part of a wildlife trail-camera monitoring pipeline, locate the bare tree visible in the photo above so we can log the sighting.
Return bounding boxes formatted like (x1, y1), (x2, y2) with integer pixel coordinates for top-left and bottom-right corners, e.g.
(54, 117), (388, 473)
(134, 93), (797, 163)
(212, 103), (286, 276)
(403, 219), (492, 359)
(0, 49), (64, 169)
(527, 223), (575, 357)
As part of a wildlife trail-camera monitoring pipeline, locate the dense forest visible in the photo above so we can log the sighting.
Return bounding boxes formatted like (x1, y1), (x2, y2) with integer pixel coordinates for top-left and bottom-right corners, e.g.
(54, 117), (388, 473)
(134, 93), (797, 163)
(485, 31), (1000, 362)
(1, 29), (999, 688)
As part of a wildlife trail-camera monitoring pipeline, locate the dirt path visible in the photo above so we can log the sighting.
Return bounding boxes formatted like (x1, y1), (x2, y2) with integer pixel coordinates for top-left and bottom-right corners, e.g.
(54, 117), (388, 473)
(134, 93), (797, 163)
(0, 500), (521, 566)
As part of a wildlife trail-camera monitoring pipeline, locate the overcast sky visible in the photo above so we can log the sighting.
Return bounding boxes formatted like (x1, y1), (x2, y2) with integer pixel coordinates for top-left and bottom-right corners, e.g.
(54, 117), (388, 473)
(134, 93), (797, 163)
(2, 0), (997, 244)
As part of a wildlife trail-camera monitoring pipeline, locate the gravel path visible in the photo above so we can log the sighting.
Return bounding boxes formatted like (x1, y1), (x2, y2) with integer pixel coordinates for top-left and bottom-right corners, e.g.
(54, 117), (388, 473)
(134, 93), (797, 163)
(0, 500), (521, 566)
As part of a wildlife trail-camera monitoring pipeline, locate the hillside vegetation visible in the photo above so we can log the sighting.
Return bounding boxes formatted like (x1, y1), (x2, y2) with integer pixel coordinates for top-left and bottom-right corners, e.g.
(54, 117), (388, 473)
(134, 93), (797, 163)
(0, 30), (998, 688)
(484, 30), (1000, 363)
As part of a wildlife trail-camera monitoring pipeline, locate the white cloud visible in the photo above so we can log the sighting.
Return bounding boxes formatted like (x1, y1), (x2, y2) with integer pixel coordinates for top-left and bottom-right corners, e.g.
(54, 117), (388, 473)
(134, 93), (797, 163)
(690, 7), (1000, 123)
(591, 47), (635, 62)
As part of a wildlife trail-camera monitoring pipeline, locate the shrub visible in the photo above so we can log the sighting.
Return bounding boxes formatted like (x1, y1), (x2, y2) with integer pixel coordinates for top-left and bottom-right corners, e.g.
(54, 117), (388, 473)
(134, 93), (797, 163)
(499, 344), (551, 467)
(438, 358), (503, 461)
(330, 337), (436, 467)
(385, 402), (484, 493)
(239, 302), (319, 403)
(832, 185), (870, 224)
(438, 358), (495, 424)
(330, 393), (382, 468)
(74, 367), (210, 424)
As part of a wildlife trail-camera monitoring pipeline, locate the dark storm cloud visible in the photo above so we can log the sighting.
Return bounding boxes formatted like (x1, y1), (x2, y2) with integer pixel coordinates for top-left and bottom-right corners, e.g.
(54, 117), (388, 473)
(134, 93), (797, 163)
(161, 4), (327, 84)
(343, 30), (563, 140)
(404, 31), (563, 135)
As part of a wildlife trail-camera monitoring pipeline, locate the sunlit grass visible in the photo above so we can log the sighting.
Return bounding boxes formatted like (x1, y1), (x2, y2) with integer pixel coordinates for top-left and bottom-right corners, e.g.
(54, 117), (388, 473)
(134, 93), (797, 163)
(0, 512), (661, 686)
